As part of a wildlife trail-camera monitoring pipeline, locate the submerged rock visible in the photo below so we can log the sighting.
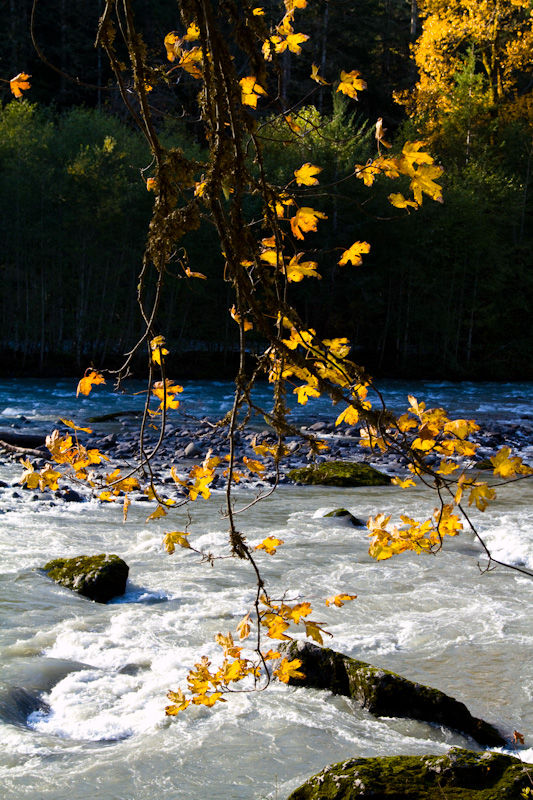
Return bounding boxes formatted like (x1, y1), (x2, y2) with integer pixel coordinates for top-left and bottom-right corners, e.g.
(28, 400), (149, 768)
(43, 554), (129, 604)
(282, 641), (505, 747)
(288, 461), (391, 487)
(287, 747), (531, 799)
(323, 508), (365, 526)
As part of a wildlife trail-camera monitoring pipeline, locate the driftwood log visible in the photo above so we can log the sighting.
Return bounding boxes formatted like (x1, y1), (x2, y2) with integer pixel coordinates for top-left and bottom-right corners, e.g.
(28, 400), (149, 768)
(0, 431), (47, 458)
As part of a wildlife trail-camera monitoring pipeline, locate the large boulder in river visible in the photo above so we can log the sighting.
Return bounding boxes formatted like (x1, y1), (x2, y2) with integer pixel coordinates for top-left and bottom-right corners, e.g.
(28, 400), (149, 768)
(43, 554), (129, 603)
(282, 641), (505, 747)
(288, 461), (390, 487)
(287, 747), (531, 799)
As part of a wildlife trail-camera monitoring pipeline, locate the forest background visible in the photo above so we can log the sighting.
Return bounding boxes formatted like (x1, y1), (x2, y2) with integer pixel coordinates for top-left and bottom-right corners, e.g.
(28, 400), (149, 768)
(1, 0), (532, 382)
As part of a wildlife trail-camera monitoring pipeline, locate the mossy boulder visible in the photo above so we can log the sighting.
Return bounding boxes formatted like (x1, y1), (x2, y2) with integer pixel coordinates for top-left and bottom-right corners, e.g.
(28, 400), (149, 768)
(287, 747), (532, 799)
(43, 554), (129, 604)
(323, 508), (365, 526)
(288, 461), (390, 487)
(282, 642), (505, 747)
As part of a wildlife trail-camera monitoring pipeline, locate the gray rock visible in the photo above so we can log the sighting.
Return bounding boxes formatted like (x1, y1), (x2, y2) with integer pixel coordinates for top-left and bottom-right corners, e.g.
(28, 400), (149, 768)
(43, 554), (129, 604)
(184, 442), (203, 457)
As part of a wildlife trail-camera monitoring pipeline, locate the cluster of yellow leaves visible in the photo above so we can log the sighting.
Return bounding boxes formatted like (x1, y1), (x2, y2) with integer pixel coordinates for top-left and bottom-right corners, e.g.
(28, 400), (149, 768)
(262, 15), (309, 60)
(166, 633), (261, 714)
(239, 76), (267, 108)
(165, 583), (358, 715)
(367, 505), (463, 561)
(364, 391), (533, 563)
(151, 379), (183, 413)
(275, 323), (357, 404)
(164, 23), (203, 78)
(355, 141), (443, 211)
(20, 459), (61, 492)
(171, 452), (219, 502)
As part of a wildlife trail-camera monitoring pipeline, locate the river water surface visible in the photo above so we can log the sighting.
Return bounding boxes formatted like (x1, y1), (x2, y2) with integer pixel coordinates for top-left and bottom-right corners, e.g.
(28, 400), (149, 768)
(0, 379), (532, 799)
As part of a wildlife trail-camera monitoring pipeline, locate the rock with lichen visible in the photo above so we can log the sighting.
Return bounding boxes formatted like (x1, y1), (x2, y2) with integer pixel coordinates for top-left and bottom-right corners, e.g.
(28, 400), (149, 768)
(288, 461), (391, 487)
(42, 554), (129, 604)
(287, 747), (532, 799)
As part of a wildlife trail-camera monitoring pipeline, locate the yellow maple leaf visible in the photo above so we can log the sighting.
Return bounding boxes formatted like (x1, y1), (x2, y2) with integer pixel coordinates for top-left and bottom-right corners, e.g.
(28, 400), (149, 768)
(294, 383), (321, 404)
(325, 593), (357, 607)
(60, 419), (93, 433)
(165, 688), (190, 715)
(178, 47), (203, 78)
(266, 615), (292, 640)
(274, 657), (305, 683)
(36, 465), (61, 491)
(389, 193), (418, 210)
(153, 379), (183, 411)
(468, 483), (496, 512)
(255, 536), (284, 554)
(236, 613), (251, 640)
(285, 253), (321, 282)
(287, 602), (312, 623)
(391, 477), (416, 489)
(242, 456), (265, 474)
(183, 22), (200, 41)
(284, 0), (307, 12)
(10, 73), (31, 98)
(310, 63), (328, 85)
(400, 141), (434, 173)
(338, 241), (370, 266)
(335, 405), (359, 426)
(19, 459), (40, 490)
(146, 505), (168, 522)
(490, 446), (532, 478)
(285, 31), (309, 54)
(163, 531), (190, 554)
(239, 76), (267, 108)
(337, 70), (367, 100)
(355, 162), (380, 186)
(294, 163), (322, 186)
(290, 207), (328, 240)
(76, 369), (106, 397)
(150, 335), (169, 365)
(304, 620), (328, 644)
(164, 32), (181, 62)
(409, 163), (444, 205)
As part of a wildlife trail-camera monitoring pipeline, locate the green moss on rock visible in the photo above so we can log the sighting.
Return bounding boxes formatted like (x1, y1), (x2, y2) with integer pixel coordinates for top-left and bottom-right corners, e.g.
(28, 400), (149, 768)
(43, 554), (129, 604)
(287, 747), (532, 799)
(288, 461), (390, 487)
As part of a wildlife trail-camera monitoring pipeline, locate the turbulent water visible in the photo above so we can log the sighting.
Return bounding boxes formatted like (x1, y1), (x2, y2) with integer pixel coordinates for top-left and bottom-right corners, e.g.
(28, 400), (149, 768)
(0, 379), (533, 800)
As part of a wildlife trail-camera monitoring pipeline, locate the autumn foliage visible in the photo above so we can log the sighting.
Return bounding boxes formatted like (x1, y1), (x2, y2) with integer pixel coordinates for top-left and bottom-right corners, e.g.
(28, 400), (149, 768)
(9, 0), (533, 717)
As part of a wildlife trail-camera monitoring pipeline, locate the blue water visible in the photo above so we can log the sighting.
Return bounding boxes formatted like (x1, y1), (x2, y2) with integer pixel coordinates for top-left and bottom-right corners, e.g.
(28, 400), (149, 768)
(0, 378), (532, 429)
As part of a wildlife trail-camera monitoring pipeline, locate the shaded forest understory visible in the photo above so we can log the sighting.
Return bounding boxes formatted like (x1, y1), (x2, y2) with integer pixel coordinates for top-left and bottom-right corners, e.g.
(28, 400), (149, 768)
(1, 0), (532, 380)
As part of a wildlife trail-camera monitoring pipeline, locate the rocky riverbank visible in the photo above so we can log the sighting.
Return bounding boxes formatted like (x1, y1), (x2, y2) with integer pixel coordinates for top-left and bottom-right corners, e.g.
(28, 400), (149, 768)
(1, 411), (532, 506)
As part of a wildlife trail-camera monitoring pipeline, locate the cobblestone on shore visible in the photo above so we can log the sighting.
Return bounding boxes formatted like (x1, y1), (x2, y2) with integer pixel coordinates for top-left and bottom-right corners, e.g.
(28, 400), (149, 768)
(1, 411), (532, 506)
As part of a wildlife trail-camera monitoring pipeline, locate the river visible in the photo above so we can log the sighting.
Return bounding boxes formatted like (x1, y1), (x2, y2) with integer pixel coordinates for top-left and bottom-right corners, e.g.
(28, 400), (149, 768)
(0, 379), (532, 799)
